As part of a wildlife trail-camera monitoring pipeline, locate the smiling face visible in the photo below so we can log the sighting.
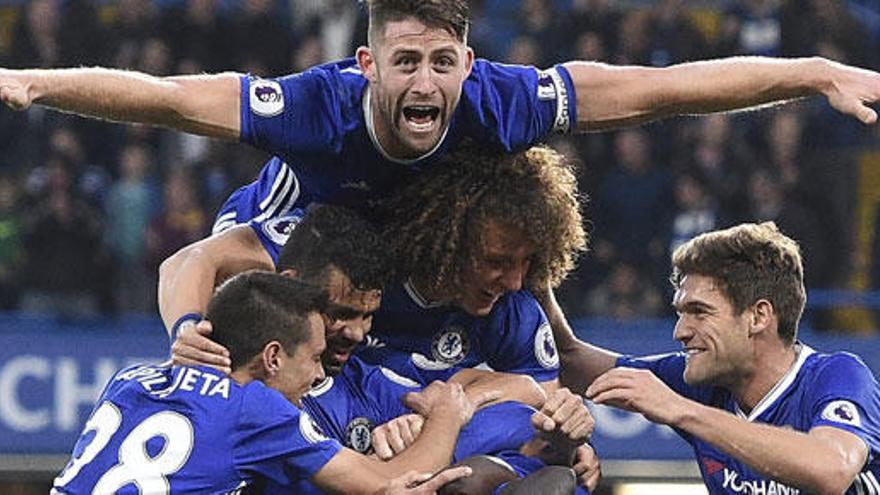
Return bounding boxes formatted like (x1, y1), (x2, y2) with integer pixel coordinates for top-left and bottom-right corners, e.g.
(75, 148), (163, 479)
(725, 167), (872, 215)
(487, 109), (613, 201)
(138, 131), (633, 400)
(672, 274), (756, 388)
(358, 17), (474, 159)
(272, 312), (327, 407)
(452, 219), (535, 316)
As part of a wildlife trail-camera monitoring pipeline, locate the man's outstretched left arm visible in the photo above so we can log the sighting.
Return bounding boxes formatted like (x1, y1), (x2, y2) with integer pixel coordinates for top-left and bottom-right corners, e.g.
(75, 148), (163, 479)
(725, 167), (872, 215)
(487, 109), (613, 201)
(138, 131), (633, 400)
(565, 56), (880, 132)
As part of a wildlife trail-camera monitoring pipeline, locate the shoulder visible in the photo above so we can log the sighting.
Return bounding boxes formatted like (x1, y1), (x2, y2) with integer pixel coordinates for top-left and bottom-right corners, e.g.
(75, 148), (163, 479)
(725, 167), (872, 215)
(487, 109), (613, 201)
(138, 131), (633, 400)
(803, 348), (878, 392)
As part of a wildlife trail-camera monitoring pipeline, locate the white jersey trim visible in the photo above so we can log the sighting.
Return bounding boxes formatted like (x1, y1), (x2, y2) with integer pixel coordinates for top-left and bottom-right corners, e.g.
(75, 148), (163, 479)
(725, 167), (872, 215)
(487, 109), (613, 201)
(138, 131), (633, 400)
(255, 162), (300, 223)
(403, 279), (444, 309)
(363, 87), (449, 166)
(736, 344), (814, 422)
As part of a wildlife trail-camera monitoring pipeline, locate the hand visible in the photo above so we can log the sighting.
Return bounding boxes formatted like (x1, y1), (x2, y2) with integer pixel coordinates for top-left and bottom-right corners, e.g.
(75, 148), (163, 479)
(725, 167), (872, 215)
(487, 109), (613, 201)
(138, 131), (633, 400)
(404, 381), (501, 426)
(377, 466), (472, 495)
(585, 367), (688, 426)
(372, 414), (425, 460)
(572, 443), (601, 492)
(0, 70), (33, 111)
(822, 59), (880, 125)
(170, 320), (232, 374)
(531, 388), (594, 447)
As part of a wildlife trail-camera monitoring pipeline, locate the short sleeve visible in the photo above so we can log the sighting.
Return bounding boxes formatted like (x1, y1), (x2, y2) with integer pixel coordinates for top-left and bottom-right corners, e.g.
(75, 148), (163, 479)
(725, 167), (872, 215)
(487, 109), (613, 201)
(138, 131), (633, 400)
(460, 61), (577, 150)
(805, 354), (880, 455)
(234, 384), (342, 485)
(485, 292), (560, 383)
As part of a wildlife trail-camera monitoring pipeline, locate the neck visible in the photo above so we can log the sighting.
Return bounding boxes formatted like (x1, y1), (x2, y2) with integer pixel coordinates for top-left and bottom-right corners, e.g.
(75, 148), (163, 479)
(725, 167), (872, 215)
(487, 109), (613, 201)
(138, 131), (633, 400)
(732, 342), (798, 414)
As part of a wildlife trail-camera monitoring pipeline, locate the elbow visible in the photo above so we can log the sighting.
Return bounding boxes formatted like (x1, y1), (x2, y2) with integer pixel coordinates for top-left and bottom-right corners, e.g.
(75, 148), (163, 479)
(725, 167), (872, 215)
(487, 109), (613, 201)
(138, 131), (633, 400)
(806, 461), (860, 495)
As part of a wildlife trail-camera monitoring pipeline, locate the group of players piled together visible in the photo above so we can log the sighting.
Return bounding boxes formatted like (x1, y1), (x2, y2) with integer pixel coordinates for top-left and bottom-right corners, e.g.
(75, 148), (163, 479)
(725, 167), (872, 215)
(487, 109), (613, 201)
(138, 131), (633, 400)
(2, 0), (879, 493)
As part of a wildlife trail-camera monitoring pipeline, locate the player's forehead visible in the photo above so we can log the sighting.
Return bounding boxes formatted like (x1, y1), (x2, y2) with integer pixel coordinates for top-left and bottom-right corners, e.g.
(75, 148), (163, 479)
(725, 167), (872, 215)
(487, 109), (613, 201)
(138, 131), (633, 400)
(478, 218), (536, 258)
(377, 17), (463, 53)
(324, 267), (382, 311)
(673, 274), (727, 308)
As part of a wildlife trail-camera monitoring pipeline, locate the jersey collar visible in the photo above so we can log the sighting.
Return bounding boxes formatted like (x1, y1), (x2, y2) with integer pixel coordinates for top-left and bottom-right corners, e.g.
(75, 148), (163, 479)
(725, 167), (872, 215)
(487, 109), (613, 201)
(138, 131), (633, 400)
(403, 278), (444, 309)
(736, 343), (815, 421)
(363, 87), (450, 165)
(307, 376), (335, 397)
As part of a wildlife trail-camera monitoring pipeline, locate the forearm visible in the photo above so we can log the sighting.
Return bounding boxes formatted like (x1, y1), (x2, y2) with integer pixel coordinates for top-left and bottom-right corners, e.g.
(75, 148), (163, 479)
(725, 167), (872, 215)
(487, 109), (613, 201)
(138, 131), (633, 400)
(567, 56), (827, 131)
(158, 226), (274, 334)
(450, 369), (546, 408)
(379, 410), (463, 475)
(534, 288), (618, 394)
(10, 67), (240, 139)
(676, 402), (859, 494)
(158, 246), (218, 335)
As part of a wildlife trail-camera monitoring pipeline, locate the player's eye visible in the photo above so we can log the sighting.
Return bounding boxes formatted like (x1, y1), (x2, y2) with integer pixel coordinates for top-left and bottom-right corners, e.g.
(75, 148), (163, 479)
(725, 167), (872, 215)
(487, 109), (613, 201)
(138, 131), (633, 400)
(396, 56), (417, 69)
(434, 56), (455, 70)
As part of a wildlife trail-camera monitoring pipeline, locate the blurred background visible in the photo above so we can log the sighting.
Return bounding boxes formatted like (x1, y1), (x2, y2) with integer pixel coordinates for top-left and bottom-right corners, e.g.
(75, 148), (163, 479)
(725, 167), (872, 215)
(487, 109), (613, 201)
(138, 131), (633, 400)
(1, 0), (880, 493)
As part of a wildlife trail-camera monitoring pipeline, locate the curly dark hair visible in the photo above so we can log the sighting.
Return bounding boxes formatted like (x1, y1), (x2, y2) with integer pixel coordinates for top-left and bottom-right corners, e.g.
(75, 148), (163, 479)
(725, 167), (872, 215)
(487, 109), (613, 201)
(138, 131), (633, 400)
(364, 0), (470, 43)
(671, 222), (806, 345)
(276, 204), (392, 292)
(376, 144), (587, 295)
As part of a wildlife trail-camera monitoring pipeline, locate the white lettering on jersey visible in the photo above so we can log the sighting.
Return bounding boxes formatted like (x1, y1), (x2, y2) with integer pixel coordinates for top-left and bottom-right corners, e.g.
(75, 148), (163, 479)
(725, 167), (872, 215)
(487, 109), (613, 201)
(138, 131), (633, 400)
(250, 79), (285, 117)
(722, 468), (800, 494)
(537, 68), (571, 134)
(149, 368), (230, 400)
(821, 400), (862, 428)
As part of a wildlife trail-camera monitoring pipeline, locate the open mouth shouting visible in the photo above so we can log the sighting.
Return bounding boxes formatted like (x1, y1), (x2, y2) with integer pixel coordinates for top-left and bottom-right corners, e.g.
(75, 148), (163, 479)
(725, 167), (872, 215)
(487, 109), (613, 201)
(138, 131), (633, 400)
(401, 105), (441, 134)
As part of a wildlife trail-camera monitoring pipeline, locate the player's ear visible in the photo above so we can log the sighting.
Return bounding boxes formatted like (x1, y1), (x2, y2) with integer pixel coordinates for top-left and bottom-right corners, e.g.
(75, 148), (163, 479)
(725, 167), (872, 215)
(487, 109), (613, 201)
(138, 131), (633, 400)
(357, 46), (378, 83)
(749, 299), (774, 337)
(463, 46), (474, 78)
(261, 341), (284, 376)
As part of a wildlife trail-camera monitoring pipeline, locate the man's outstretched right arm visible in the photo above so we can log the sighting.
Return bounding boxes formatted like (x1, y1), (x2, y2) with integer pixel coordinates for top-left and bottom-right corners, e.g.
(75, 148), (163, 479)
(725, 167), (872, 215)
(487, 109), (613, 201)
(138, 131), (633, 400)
(0, 68), (241, 139)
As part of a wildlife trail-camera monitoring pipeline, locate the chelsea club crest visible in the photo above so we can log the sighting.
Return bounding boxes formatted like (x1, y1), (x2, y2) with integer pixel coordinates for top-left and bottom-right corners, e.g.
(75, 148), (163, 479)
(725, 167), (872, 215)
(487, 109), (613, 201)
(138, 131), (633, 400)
(346, 417), (374, 454)
(432, 326), (470, 364)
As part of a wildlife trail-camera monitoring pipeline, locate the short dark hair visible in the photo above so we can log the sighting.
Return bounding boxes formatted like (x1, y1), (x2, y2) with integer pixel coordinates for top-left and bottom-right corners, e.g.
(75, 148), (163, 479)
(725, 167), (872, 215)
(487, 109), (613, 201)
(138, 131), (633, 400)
(207, 271), (326, 370)
(276, 204), (392, 292)
(365, 0), (470, 44)
(671, 222), (806, 345)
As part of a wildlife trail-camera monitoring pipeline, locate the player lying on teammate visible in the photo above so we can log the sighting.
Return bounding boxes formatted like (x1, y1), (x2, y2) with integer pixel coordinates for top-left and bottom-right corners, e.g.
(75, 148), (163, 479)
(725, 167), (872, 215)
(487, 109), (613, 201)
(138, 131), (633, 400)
(169, 144), (584, 397)
(171, 203), (600, 494)
(53, 271), (497, 494)
(581, 222), (880, 494)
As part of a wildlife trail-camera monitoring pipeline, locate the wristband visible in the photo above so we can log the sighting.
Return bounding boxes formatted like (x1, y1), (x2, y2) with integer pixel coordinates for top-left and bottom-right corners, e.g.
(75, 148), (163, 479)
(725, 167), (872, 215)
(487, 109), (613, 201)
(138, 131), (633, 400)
(170, 312), (202, 343)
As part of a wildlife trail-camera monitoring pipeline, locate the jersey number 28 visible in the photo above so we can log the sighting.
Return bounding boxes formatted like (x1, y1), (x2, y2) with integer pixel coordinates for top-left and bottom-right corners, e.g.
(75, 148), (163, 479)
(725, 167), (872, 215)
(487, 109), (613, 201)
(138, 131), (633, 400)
(54, 401), (194, 494)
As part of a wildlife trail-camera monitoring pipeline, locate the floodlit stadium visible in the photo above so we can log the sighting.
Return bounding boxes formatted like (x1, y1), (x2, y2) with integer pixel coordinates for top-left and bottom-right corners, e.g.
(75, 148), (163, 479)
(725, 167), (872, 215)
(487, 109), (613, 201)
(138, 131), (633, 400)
(1, 1), (880, 494)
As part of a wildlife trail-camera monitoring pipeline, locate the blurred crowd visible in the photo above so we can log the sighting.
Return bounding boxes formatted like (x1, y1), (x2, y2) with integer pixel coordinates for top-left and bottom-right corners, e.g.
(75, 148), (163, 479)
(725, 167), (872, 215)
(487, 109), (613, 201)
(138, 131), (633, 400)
(0, 0), (879, 326)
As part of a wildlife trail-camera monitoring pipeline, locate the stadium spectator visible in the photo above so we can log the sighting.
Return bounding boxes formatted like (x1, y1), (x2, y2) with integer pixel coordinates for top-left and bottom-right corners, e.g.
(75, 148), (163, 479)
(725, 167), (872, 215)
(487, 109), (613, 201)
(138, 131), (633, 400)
(105, 143), (160, 312)
(19, 156), (107, 320)
(0, 174), (21, 310)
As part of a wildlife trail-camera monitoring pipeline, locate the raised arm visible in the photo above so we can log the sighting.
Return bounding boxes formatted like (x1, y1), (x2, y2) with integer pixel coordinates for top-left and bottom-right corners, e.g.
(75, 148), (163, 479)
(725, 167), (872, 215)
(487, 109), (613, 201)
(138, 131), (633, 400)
(159, 224), (273, 333)
(565, 56), (880, 132)
(533, 287), (618, 394)
(0, 68), (241, 139)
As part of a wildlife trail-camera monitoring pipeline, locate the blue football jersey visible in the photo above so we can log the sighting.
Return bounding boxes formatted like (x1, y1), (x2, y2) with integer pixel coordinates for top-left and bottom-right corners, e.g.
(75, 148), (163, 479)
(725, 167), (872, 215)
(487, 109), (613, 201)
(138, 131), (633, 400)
(357, 280), (561, 385)
(618, 345), (880, 494)
(51, 364), (342, 495)
(303, 358), (537, 458)
(222, 57), (575, 260)
(280, 356), (551, 495)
